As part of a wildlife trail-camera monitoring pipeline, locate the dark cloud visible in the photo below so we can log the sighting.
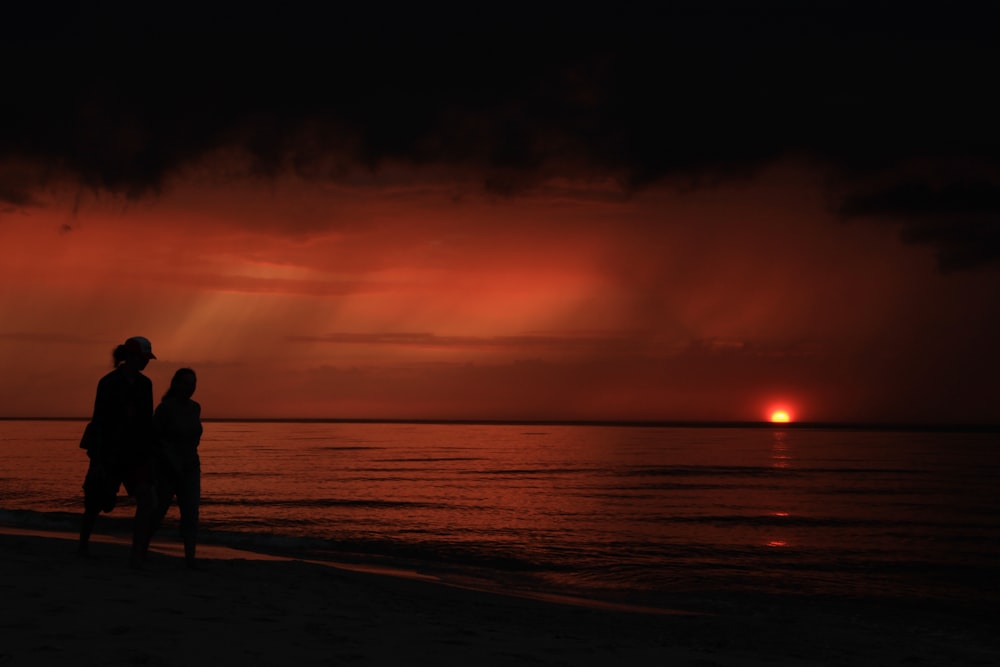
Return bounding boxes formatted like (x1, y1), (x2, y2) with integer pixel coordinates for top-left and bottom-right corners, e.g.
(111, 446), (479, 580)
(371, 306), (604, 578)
(287, 332), (827, 364)
(287, 331), (632, 353)
(3, 2), (1000, 268)
(0, 331), (103, 344)
(839, 180), (1000, 271)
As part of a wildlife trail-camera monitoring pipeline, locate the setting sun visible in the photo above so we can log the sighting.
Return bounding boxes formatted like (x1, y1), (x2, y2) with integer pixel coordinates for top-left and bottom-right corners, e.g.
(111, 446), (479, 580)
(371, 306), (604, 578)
(770, 410), (791, 423)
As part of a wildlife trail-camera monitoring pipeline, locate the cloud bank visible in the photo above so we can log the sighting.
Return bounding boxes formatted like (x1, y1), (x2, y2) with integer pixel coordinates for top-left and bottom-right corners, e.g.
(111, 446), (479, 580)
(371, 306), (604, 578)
(3, 3), (1000, 268)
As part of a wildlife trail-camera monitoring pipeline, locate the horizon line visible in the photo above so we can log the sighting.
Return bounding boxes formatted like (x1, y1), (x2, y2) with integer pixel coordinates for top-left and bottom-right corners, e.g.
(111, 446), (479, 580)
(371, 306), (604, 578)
(2, 416), (998, 432)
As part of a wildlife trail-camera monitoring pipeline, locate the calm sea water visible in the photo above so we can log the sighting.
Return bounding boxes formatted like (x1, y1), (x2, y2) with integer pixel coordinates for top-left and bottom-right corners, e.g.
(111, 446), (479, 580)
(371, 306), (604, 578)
(1, 420), (997, 610)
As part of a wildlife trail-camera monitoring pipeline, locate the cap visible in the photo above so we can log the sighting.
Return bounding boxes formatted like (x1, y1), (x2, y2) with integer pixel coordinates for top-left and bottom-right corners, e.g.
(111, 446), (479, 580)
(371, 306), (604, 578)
(125, 336), (156, 360)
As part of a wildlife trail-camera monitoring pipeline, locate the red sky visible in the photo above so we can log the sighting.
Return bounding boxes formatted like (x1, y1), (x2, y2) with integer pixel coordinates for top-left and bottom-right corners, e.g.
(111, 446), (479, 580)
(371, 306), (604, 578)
(2, 4), (999, 423)
(3, 158), (997, 423)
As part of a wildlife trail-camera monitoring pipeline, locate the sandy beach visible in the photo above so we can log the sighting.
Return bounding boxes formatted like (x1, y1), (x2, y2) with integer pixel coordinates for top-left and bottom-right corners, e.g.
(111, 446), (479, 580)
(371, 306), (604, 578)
(2, 526), (998, 666)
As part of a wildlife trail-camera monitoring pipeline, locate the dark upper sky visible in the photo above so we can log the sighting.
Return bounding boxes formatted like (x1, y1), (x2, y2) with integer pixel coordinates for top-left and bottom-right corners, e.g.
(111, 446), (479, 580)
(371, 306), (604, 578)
(4, 1), (999, 271)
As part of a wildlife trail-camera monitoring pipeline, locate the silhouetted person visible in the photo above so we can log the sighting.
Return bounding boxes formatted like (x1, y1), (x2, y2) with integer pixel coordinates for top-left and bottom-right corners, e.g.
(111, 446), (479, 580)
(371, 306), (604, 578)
(150, 367), (203, 569)
(78, 336), (157, 568)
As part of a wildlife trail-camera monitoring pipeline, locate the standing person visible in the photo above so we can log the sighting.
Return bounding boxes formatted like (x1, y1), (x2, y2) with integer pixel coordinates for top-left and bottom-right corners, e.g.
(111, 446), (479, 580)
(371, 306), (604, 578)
(150, 367), (203, 569)
(78, 336), (157, 568)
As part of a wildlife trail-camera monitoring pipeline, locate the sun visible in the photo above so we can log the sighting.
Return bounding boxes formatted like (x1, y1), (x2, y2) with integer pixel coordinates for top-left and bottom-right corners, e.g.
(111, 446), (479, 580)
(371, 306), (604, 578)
(769, 410), (791, 423)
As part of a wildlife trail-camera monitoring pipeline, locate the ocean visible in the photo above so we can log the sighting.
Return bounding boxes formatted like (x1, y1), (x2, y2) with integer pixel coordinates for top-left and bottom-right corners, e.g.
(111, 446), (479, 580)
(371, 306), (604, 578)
(1, 419), (997, 612)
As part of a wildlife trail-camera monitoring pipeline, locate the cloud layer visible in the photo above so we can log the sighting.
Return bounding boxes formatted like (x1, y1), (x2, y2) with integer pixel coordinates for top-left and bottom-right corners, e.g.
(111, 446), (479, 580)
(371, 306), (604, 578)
(4, 3), (1000, 268)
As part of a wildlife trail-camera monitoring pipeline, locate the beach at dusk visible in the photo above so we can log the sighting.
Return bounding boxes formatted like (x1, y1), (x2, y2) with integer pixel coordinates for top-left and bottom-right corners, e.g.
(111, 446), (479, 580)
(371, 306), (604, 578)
(3, 420), (999, 665)
(3, 3), (1000, 665)
(2, 526), (997, 667)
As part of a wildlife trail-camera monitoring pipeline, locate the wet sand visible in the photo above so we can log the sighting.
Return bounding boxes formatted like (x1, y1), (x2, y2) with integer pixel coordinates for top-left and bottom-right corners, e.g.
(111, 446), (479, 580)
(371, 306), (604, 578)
(1, 526), (996, 666)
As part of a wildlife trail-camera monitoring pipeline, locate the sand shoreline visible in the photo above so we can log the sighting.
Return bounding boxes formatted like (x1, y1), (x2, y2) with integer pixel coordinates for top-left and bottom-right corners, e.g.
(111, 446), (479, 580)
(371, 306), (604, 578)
(2, 524), (997, 666)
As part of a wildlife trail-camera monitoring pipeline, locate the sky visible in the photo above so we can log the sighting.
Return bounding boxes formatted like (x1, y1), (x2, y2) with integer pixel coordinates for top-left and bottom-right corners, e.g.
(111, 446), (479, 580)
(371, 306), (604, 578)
(2, 2), (999, 423)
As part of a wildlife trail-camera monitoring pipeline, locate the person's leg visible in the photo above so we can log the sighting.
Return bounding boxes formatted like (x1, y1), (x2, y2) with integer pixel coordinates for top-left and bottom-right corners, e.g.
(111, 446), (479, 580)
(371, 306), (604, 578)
(78, 508), (98, 556)
(79, 461), (114, 556)
(127, 464), (155, 568)
(130, 487), (154, 567)
(149, 469), (177, 543)
(177, 465), (201, 567)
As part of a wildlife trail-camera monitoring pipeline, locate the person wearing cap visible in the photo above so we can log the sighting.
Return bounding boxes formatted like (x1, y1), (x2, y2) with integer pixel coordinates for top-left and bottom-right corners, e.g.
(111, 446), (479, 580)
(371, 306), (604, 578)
(78, 336), (158, 567)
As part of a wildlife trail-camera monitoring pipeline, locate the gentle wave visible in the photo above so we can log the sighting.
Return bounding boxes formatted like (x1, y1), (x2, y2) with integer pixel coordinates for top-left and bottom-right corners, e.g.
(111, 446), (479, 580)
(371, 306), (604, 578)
(2, 421), (998, 607)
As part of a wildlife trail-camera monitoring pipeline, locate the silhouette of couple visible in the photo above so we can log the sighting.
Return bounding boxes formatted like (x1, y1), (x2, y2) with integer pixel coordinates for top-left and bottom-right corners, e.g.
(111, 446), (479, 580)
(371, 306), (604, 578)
(78, 336), (203, 569)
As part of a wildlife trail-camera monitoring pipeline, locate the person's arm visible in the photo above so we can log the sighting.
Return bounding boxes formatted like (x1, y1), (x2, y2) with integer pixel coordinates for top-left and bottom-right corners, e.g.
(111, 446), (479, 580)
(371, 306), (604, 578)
(86, 376), (113, 461)
(192, 401), (203, 446)
(154, 401), (183, 473)
(141, 376), (156, 457)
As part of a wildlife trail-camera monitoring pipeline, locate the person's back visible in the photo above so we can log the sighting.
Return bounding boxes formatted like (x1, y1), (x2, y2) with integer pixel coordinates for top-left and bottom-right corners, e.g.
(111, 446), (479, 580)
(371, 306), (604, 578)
(92, 366), (155, 466)
(154, 393), (202, 470)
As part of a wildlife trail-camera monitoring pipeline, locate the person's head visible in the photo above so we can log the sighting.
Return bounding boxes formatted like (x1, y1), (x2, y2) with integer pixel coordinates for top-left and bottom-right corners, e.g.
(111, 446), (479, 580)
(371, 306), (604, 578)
(164, 367), (197, 401)
(113, 336), (156, 371)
